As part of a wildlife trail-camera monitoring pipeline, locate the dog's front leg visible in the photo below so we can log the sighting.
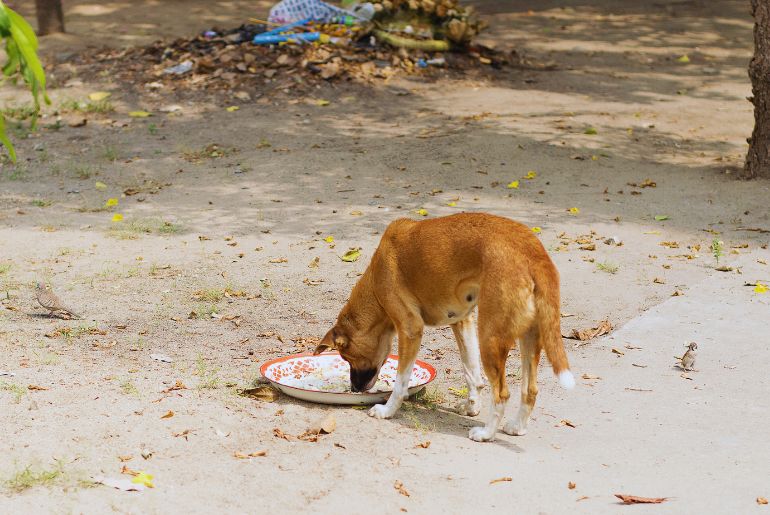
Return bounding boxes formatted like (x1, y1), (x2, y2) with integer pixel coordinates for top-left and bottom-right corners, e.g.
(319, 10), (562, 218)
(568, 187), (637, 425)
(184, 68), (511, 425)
(369, 327), (422, 419)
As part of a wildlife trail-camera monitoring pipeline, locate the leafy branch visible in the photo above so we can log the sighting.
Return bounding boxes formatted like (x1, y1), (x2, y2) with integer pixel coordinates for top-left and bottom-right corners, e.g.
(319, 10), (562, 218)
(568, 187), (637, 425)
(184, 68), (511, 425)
(0, 1), (50, 161)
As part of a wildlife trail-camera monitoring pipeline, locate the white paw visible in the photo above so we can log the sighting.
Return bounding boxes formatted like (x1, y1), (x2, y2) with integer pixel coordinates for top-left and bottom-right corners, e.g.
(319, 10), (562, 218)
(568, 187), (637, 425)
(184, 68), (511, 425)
(502, 421), (527, 436)
(368, 403), (395, 419)
(458, 399), (480, 417)
(468, 426), (496, 442)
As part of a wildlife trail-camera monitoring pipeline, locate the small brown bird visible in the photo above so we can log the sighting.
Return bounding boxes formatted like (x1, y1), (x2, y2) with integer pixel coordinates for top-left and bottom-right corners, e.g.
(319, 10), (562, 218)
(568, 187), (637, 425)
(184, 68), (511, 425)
(35, 282), (81, 319)
(675, 342), (697, 371)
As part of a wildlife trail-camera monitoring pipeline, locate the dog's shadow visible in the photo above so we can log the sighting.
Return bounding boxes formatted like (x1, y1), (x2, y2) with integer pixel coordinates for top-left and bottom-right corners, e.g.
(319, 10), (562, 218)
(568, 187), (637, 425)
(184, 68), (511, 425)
(387, 401), (526, 452)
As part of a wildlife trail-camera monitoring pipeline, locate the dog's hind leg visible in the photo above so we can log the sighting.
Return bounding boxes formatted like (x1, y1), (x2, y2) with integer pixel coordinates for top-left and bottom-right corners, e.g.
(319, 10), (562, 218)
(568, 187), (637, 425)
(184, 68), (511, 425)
(503, 328), (540, 436)
(369, 323), (423, 420)
(468, 279), (536, 442)
(468, 333), (510, 442)
(451, 315), (484, 417)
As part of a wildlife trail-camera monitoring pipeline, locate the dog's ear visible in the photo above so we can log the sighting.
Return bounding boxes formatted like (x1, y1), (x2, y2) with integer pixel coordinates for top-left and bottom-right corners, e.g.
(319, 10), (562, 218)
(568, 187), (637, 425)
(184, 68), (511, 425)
(314, 328), (348, 355)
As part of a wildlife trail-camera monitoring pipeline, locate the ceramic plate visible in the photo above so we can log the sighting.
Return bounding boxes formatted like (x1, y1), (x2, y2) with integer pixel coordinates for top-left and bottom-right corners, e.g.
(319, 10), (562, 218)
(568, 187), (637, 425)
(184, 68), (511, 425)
(260, 352), (436, 405)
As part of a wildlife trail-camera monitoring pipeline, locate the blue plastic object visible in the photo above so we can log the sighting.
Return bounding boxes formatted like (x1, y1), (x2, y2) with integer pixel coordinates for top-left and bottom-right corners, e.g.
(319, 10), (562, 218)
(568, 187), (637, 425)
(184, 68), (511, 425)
(253, 31), (322, 44)
(260, 17), (312, 37)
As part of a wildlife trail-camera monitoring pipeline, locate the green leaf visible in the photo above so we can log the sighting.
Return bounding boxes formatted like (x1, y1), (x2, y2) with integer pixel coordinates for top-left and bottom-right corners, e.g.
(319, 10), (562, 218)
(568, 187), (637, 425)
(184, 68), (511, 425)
(6, 7), (39, 50)
(0, 6), (11, 37)
(654, 215), (669, 221)
(0, 114), (17, 162)
(341, 249), (361, 262)
(10, 23), (46, 92)
(584, 127), (598, 135)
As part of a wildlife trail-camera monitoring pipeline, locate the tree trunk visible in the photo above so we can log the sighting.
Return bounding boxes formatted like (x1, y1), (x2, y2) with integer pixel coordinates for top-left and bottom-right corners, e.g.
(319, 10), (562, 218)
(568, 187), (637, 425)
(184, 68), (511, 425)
(745, 0), (770, 179)
(34, 0), (65, 35)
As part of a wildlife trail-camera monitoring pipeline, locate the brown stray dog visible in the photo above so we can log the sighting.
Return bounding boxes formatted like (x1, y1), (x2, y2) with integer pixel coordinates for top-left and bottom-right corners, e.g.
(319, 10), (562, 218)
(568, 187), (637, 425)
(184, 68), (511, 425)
(314, 212), (574, 441)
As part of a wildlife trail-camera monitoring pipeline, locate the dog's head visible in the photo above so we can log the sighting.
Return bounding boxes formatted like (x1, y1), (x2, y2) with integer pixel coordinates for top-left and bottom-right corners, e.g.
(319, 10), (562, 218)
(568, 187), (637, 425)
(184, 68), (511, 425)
(314, 323), (391, 393)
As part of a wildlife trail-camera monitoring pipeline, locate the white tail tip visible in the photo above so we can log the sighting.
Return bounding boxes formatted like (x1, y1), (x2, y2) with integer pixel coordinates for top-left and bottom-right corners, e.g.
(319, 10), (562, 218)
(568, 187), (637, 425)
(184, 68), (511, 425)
(558, 370), (575, 390)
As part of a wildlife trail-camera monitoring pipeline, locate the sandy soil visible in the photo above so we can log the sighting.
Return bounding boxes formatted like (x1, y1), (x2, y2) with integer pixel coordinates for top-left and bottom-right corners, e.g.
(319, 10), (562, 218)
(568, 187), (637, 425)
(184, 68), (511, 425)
(1, 0), (769, 513)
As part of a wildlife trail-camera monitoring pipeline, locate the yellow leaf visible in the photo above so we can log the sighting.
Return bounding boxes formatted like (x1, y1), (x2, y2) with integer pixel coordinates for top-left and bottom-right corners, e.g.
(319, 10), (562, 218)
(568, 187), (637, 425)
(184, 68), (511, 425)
(591, 155), (599, 161)
(226, 106), (239, 112)
(446, 201), (457, 207)
(531, 226), (542, 234)
(160, 410), (174, 419)
(350, 210), (363, 216)
(95, 181), (107, 191)
(677, 54), (690, 63)
(129, 111), (151, 118)
(111, 214), (124, 222)
(415, 208), (428, 216)
(341, 249), (361, 262)
(506, 181), (519, 189)
(105, 198), (118, 208)
(315, 99), (330, 106)
(524, 170), (537, 180)
(324, 236), (334, 243)
(131, 472), (154, 488)
(89, 91), (111, 101)
(569, 207), (580, 215)
(755, 283), (768, 294)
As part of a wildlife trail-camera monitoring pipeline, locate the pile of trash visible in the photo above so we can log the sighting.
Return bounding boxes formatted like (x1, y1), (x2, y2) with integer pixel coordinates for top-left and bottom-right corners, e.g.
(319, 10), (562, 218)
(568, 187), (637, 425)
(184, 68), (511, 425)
(59, 0), (507, 100)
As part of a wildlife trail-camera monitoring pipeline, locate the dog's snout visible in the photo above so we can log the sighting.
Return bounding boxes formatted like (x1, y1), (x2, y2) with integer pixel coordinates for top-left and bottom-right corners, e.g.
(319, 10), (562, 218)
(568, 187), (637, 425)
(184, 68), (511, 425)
(350, 367), (378, 392)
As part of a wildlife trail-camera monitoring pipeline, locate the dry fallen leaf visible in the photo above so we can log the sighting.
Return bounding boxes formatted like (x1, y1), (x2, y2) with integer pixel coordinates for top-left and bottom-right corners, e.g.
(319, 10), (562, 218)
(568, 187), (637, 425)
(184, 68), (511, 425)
(490, 477), (513, 485)
(273, 428), (294, 441)
(234, 450), (267, 459)
(118, 455), (133, 462)
(566, 320), (613, 341)
(581, 373), (601, 380)
(416, 441), (431, 449)
(568, 482), (576, 489)
(308, 256), (320, 268)
(559, 419), (577, 428)
(27, 384), (49, 391)
(611, 348), (625, 355)
(161, 380), (187, 393)
(161, 410), (174, 419)
(172, 429), (193, 440)
(241, 386), (279, 402)
(615, 494), (668, 504)
(757, 497), (768, 505)
(394, 480), (410, 496)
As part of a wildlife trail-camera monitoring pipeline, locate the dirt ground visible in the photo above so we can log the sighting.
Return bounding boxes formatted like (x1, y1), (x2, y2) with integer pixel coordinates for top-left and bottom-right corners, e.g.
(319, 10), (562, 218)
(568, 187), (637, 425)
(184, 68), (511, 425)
(1, 0), (769, 513)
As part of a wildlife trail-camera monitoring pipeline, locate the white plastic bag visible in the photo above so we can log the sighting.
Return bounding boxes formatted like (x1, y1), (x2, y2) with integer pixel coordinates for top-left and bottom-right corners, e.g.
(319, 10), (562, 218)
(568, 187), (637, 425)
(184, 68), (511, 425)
(268, 0), (373, 24)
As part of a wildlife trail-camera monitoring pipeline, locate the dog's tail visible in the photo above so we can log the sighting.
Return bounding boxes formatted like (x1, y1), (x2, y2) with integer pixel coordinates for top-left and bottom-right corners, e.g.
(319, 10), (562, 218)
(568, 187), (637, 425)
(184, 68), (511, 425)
(533, 263), (575, 389)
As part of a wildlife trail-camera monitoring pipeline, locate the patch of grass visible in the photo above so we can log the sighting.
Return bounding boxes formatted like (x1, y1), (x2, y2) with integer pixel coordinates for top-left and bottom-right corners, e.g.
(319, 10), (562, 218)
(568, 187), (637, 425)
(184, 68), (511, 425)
(193, 288), (224, 302)
(181, 143), (237, 163)
(107, 218), (181, 239)
(31, 199), (53, 208)
(0, 381), (26, 403)
(70, 164), (95, 180)
(50, 324), (101, 341)
(0, 263), (10, 275)
(5, 461), (64, 493)
(60, 99), (114, 114)
(148, 123), (158, 135)
(401, 410), (435, 432)
(596, 261), (619, 274)
(711, 238), (724, 266)
(102, 145), (119, 162)
(408, 386), (445, 410)
(120, 379), (139, 396)
(1, 104), (37, 121)
(195, 356), (220, 389)
(6, 163), (28, 181)
(191, 303), (219, 319)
